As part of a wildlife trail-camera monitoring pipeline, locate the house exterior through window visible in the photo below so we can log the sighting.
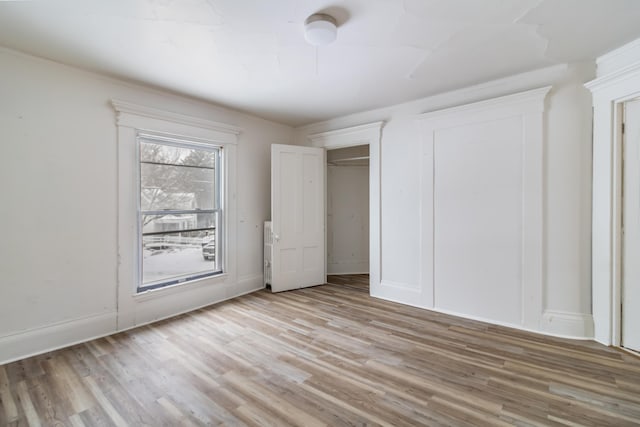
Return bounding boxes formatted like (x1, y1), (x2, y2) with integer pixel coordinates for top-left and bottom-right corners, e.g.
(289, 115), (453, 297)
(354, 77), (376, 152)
(138, 134), (223, 291)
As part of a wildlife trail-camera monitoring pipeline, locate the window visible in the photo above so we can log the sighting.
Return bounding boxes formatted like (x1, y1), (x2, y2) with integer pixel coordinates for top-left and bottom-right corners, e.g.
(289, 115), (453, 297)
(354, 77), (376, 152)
(138, 134), (223, 292)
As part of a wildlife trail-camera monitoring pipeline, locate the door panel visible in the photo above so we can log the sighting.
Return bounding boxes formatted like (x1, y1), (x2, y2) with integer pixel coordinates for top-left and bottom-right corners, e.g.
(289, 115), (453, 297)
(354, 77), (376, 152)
(271, 144), (325, 292)
(623, 99), (640, 352)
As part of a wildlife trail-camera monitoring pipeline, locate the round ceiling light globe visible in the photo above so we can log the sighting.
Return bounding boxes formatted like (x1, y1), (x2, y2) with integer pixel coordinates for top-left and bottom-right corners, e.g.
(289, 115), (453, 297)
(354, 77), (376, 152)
(304, 14), (337, 46)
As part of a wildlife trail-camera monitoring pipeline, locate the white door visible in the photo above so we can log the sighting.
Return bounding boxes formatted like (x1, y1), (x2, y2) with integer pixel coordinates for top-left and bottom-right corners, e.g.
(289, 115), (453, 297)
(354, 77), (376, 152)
(271, 144), (326, 292)
(623, 99), (640, 352)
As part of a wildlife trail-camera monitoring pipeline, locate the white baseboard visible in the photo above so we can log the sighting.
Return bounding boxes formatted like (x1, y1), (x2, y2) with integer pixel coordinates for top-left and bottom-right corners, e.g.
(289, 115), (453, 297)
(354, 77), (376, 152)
(121, 281), (264, 336)
(235, 273), (265, 294)
(425, 306), (594, 341)
(370, 286), (596, 341)
(429, 305), (525, 331)
(371, 280), (423, 308)
(1, 278), (594, 366)
(541, 309), (594, 339)
(327, 270), (369, 276)
(327, 261), (369, 276)
(0, 311), (117, 365)
(0, 275), (267, 365)
(378, 279), (420, 291)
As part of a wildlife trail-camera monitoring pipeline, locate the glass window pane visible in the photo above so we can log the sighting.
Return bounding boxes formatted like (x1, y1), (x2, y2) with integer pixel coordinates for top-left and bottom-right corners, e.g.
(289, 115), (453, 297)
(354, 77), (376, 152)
(140, 141), (216, 168)
(142, 213), (215, 234)
(142, 227), (219, 286)
(141, 163), (215, 211)
(138, 137), (222, 292)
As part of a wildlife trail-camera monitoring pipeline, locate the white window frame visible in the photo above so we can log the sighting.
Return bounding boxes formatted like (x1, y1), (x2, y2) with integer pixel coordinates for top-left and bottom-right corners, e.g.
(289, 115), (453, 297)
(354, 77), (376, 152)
(112, 99), (239, 330)
(136, 132), (225, 292)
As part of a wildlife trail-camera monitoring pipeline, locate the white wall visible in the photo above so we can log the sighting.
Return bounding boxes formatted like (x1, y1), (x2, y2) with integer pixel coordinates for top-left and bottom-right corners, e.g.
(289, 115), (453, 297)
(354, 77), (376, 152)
(296, 63), (595, 339)
(0, 47), (293, 363)
(421, 99), (540, 327)
(327, 165), (369, 275)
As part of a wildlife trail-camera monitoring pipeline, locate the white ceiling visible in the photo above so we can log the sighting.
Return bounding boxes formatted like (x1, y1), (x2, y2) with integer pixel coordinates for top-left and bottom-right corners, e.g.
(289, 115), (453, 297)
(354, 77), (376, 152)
(1, 0), (640, 126)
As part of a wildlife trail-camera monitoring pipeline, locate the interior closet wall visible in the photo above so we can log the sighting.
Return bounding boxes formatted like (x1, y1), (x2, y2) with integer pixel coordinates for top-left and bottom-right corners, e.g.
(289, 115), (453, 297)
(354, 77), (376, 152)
(327, 155), (369, 274)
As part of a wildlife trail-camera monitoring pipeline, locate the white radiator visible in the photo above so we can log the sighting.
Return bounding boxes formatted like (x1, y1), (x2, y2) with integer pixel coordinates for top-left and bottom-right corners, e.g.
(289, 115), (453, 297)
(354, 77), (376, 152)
(264, 221), (273, 286)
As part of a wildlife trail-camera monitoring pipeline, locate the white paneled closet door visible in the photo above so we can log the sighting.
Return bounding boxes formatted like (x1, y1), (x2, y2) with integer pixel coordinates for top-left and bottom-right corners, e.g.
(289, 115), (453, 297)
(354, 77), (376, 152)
(270, 144), (326, 292)
(623, 99), (640, 352)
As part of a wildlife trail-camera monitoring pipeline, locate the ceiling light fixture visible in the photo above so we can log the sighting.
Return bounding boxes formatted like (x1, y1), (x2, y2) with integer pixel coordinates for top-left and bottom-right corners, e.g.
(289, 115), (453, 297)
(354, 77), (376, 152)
(304, 13), (337, 46)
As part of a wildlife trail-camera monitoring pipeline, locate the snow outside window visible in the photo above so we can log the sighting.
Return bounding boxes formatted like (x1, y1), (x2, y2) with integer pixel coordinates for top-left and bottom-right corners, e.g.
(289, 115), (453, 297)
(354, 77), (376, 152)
(137, 135), (223, 292)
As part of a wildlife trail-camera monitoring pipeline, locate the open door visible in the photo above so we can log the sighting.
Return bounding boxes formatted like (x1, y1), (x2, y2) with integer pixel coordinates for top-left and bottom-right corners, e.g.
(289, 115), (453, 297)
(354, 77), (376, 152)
(622, 99), (640, 352)
(270, 144), (325, 292)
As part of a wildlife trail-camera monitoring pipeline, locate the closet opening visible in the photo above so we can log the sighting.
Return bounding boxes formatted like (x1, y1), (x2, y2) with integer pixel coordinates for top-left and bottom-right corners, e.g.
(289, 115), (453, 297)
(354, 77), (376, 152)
(326, 144), (370, 293)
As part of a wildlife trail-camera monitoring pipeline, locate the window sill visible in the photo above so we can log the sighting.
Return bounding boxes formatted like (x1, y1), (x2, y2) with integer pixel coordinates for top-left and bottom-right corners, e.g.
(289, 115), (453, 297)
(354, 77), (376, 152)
(133, 272), (228, 302)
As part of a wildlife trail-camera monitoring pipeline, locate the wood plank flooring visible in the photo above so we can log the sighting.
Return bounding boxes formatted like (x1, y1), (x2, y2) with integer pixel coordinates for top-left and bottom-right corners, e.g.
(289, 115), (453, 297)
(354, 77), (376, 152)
(2, 281), (640, 426)
(327, 274), (369, 292)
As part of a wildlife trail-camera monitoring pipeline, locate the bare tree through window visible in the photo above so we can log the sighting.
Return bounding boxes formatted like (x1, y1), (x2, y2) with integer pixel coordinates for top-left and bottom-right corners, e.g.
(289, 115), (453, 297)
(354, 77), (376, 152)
(138, 137), (222, 291)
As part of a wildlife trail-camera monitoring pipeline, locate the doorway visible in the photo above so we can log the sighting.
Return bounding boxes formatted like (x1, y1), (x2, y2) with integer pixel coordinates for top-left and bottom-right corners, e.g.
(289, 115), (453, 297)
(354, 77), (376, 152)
(326, 145), (370, 292)
(622, 98), (640, 353)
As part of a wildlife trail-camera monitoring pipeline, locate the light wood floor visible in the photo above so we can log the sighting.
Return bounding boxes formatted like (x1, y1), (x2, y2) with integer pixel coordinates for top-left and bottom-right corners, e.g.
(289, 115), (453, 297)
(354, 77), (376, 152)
(2, 281), (640, 426)
(327, 273), (369, 292)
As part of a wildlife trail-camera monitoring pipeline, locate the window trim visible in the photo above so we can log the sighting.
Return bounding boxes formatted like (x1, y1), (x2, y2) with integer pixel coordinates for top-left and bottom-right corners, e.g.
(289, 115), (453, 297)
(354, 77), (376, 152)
(112, 99), (240, 322)
(136, 133), (224, 292)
